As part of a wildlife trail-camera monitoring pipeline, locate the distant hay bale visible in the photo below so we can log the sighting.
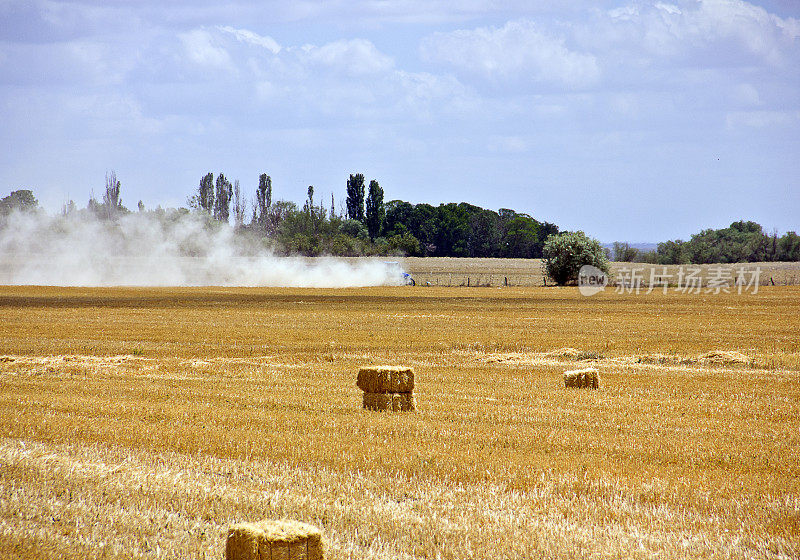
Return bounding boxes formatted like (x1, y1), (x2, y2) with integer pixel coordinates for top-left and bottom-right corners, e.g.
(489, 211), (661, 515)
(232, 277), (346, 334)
(563, 367), (600, 389)
(356, 366), (414, 393)
(226, 519), (324, 560)
(363, 392), (416, 412)
(546, 348), (583, 359)
(636, 354), (674, 365)
(699, 350), (751, 365)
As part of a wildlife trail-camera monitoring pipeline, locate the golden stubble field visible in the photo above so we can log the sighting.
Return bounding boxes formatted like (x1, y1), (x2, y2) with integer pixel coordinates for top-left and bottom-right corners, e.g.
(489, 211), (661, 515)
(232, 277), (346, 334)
(0, 285), (799, 559)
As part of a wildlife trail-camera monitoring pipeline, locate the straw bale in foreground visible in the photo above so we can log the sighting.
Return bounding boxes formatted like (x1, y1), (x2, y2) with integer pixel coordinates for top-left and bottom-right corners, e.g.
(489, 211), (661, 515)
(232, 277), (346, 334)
(226, 518), (324, 560)
(363, 392), (416, 412)
(357, 366), (414, 393)
(564, 367), (600, 389)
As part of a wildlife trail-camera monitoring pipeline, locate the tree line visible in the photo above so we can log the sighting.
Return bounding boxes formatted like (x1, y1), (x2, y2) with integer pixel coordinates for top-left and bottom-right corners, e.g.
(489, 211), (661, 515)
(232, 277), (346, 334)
(610, 220), (800, 264)
(1, 172), (798, 262)
(182, 170), (559, 258)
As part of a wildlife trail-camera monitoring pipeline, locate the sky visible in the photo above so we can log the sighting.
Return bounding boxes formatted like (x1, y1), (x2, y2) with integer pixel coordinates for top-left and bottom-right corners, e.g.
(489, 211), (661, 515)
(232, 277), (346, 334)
(1, 0), (798, 242)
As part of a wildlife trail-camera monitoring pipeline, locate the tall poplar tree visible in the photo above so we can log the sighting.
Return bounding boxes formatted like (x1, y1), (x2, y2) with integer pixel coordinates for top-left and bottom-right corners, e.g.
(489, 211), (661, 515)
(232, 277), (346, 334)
(346, 173), (365, 222)
(365, 179), (385, 241)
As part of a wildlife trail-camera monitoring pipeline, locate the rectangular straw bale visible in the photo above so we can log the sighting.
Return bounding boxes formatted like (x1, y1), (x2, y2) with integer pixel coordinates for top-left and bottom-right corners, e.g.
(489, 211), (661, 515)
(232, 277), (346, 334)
(563, 367), (600, 389)
(563, 370), (581, 388)
(357, 366), (414, 393)
(391, 393), (416, 412)
(362, 392), (393, 411)
(363, 392), (415, 412)
(226, 519), (324, 560)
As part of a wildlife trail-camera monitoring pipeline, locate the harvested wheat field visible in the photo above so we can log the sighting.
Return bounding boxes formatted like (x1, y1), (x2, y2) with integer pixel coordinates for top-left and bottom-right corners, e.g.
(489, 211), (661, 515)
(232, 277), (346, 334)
(0, 285), (799, 559)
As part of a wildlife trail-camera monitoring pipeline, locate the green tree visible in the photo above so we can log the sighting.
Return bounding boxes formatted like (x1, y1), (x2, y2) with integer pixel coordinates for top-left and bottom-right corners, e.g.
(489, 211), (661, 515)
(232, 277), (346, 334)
(612, 242), (638, 262)
(103, 171), (122, 220)
(304, 185), (317, 233)
(340, 219), (369, 241)
(0, 189), (39, 216)
(213, 173), (233, 222)
(777, 231), (800, 261)
(346, 173), (365, 222)
(254, 173), (272, 231)
(383, 200), (414, 236)
(502, 214), (541, 258)
(543, 231), (610, 285)
(684, 221), (769, 263)
(535, 222), (559, 258)
(232, 179), (246, 228)
(365, 180), (385, 241)
(387, 231), (421, 256)
(432, 203), (471, 256)
(198, 173), (214, 215)
(267, 200), (296, 239)
(656, 240), (687, 264)
(404, 203), (434, 255)
(468, 209), (501, 257)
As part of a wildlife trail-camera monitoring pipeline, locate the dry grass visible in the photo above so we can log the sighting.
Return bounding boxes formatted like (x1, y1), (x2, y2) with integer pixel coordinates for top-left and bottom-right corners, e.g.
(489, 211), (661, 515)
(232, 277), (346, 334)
(0, 285), (799, 559)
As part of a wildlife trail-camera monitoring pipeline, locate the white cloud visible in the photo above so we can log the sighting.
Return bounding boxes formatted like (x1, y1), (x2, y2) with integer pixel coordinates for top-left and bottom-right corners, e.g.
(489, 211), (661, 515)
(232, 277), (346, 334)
(138, 26), (474, 124)
(654, 3), (681, 16)
(420, 19), (600, 90)
(599, 0), (800, 67)
(298, 39), (394, 76)
(179, 28), (232, 69)
(218, 26), (281, 54)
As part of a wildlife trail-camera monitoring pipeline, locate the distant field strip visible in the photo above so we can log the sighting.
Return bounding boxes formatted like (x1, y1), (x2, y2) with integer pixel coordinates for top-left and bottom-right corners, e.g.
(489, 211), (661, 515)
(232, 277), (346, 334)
(399, 258), (800, 287)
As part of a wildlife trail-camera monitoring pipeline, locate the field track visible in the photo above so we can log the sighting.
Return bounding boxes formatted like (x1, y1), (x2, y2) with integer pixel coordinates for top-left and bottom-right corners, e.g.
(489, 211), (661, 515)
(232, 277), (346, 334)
(1, 285), (798, 558)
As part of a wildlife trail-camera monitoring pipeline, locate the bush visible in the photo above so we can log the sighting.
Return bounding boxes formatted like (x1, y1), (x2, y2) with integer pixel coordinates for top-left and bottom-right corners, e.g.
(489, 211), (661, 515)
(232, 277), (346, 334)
(387, 231), (421, 256)
(542, 231), (610, 286)
(340, 219), (369, 241)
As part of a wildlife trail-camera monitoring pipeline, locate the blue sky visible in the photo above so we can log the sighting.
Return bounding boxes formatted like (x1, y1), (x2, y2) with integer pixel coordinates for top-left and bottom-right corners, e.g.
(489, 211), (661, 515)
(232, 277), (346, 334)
(1, 0), (798, 242)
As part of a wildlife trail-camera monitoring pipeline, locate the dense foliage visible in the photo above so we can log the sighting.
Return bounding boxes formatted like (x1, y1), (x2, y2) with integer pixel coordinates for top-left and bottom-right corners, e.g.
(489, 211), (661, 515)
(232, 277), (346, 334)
(0, 189), (38, 216)
(543, 231), (610, 285)
(188, 171), (561, 257)
(630, 221), (800, 264)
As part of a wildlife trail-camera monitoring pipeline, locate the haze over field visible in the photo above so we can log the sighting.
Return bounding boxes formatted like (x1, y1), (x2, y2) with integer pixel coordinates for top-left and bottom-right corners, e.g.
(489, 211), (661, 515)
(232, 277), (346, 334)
(0, 211), (404, 287)
(0, 1), (798, 241)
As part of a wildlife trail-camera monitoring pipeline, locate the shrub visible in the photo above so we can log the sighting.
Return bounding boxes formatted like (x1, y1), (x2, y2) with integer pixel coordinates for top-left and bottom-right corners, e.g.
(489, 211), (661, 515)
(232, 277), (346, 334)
(387, 231), (421, 256)
(542, 231), (610, 286)
(340, 219), (369, 241)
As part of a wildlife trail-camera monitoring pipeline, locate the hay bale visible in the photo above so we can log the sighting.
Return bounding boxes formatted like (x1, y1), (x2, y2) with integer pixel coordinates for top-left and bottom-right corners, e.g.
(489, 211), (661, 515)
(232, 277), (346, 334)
(584, 370), (600, 389)
(391, 393), (416, 412)
(362, 392), (392, 411)
(699, 350), (751, 365)
(356, 366), (414, 393)
(636, 354), (674, 365)
(226, 519), (324, 560)
(545, 347), (583, 359)
(363, 392), (415, 412)
(563, 367), (600, 389)
(563, 370), (581, 388)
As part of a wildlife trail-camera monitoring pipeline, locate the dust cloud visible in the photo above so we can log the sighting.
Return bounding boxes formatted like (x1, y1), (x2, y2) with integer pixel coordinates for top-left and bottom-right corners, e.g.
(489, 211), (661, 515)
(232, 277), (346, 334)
(0, 211), (405, 287)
